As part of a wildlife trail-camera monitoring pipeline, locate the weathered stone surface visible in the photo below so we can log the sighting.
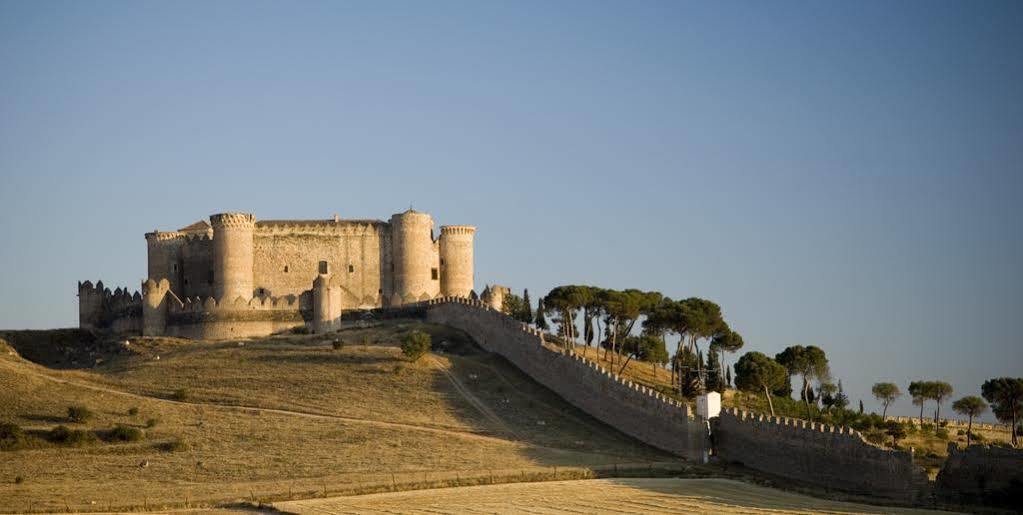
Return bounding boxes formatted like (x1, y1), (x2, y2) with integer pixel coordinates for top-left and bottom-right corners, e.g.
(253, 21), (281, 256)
(713, 408), (926, 502)
(936, 443), (1023, 507)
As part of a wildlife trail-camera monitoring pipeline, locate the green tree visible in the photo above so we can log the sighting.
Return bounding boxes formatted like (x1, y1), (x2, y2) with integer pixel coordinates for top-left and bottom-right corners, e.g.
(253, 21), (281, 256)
(501, 292), (525, 320)
(725, 366), (732, 388)
(521, 289), (533, 324)
(833, 380), (849, 411)
(819, 382), (838, 411)
(884, 420), (907, 447)
(776, 345), (830, 420)
(620, 334), (668, 375)
(400, 331), (432, 362)
(929, 381), (954, 422)
(981, 377), (1023, 447)
(710, 330), (743, 392)
(909, 381), (928, 426)
(706, 343), (722, 392)
(952, 396), (987, 446)
(535, 298), (548, 331)
(734, 351), (788, 416)
(872, 382), (901, 421)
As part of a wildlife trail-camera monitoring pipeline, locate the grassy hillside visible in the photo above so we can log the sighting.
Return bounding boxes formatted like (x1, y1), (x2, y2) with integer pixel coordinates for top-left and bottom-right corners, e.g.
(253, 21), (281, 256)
(0, 322), (669, 512)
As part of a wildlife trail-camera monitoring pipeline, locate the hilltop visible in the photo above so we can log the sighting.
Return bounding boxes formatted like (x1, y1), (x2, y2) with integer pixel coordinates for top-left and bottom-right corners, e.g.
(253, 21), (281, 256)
(0, 321), (671, 512)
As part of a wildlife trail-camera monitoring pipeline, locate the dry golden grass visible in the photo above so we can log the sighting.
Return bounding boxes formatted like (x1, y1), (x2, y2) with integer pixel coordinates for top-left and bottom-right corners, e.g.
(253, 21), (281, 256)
(0, 322), (669, 512)
(275, 477), (957, 514)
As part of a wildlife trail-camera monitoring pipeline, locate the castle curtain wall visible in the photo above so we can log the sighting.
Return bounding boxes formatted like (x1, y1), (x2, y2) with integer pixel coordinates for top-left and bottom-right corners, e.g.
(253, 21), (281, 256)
(251, 222), (390, 307)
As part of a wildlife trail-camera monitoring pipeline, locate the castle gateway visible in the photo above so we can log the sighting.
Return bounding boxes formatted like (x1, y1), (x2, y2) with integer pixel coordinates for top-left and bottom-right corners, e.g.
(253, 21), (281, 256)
(78, 209), (476, 338)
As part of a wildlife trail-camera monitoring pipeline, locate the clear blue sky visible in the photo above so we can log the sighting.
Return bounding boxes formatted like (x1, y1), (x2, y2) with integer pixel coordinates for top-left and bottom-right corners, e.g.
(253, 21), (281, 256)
(1, 1), (1020, 420)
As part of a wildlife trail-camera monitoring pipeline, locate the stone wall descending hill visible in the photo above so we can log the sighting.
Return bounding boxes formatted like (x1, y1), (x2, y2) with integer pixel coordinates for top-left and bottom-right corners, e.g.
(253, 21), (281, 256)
(713, 408), (927, 502)
(936, 442), (1023, 507)
(424, 298), (708, 460)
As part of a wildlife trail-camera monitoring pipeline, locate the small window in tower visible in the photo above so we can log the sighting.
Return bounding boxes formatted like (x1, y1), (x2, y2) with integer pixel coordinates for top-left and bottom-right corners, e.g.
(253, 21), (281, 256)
(440, 258), (445, 266)
(283, 265), (289, 273)
(319, 261), (328, 274)
(431, 268), (438, 280)
(348, 264), (354, 273)
(208, 270), (214, 284)
(172, 264), (178, 272)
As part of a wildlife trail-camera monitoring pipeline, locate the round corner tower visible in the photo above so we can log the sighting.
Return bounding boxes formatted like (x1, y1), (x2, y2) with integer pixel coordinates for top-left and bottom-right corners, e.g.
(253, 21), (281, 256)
(145, 231), (184, 293)
(210, 212), (256, 301)
(389, 209), (434, 302)
(439, 225), (475, 297)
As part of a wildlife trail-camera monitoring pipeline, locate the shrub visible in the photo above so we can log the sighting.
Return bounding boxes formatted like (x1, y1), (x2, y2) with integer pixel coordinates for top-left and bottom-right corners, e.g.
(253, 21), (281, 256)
(363, 335), (371, 346)
(67, 405), (93, 423)
(156, 438), (186, 452)
(145, 418), (160, 428)
(290, 326), (311, 335)
(956, 429), (966, 436)
(972, 432), (985, 443)
(392, 364), (403, 375)
(935, 428), (950, 440)
(170, 388), (189, 401)
(332, 338), (344, 351)
(128, 407), (139, 416)
(105, 424), (143, 442)
(400, 331), (431, 362)
(864, 430), (887, 446)
(0, 423), (25, 450)
(47, 425), (96, 446)
(921, 423), (934, 433)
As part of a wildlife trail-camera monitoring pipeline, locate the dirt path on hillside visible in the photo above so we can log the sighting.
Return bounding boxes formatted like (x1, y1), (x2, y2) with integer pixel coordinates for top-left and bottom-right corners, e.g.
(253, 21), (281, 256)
(0, 356), (635, 460)
(428, 355), (523, 441)
(274, 477), (957, 515)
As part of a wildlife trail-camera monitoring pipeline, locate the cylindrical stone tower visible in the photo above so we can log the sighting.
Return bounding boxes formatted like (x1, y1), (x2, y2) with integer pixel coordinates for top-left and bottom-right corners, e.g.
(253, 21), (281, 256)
(210, 212), (256, 301)
(389, 209), (434, 303)
(145, 232), (184, 294)
(142, 278), (170, 336)
(439, 225), (475, 297)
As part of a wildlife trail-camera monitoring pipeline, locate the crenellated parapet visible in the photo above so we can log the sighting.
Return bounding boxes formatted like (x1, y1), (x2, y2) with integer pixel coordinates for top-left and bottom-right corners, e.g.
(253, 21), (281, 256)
(714, 406), (926, 501)
(255, 220), (385, 236)
(718, 407), (865, 440)
(78, 280), (143, 332)
(209, 212), (256, 229)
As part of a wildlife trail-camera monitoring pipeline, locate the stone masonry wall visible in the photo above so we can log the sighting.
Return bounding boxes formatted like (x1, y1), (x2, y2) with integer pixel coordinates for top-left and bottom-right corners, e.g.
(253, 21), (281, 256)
(253, 222), (389, 306)
(936, 443), (1023, 507)
(423, 298), (707, 460)
(714, 408), (926, 501)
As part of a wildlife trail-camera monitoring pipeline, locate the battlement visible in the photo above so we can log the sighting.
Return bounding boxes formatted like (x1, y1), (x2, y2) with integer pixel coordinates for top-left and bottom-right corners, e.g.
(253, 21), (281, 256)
(440, 225), (476, 236)
(254, 220), (385, 236)
(210, 212), (256, 228)
(719, 407), (865, 441)
(168, 293), (306, 314)
(145, 231), (185, 242)
(78, 280), (143, 333)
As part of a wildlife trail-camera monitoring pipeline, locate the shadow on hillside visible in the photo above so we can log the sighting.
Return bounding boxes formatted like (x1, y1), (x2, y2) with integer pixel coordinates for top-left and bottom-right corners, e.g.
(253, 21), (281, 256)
(425, 324), (674, 471)
(21, 413), (68, 424)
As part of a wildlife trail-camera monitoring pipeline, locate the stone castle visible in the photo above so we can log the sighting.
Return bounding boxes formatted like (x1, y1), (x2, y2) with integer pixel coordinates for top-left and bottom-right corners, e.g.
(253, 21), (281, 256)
(78, 209), (478, 338)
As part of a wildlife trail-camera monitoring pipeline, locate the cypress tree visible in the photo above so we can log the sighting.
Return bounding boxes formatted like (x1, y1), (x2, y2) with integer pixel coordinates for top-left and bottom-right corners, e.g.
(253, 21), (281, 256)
(535, 299), (548, 330)
(522, 289), (533, 323)
(859, 399), (864, 414)
(726, 366), (732, 388)
(706, 346), (722, 392)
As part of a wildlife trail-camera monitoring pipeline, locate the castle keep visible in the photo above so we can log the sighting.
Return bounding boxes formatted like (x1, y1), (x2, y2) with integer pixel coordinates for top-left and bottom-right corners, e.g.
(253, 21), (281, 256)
(79, 209), (476, 338)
